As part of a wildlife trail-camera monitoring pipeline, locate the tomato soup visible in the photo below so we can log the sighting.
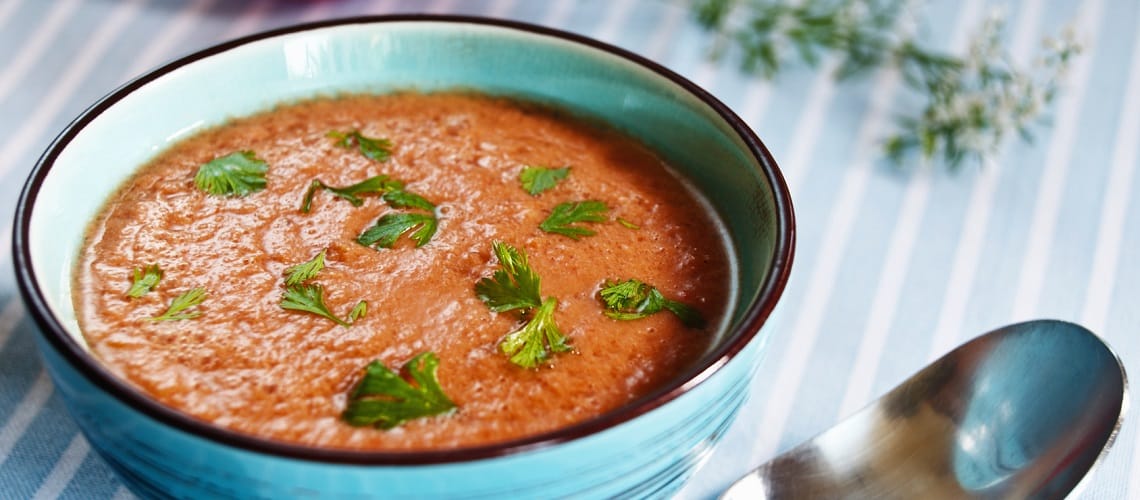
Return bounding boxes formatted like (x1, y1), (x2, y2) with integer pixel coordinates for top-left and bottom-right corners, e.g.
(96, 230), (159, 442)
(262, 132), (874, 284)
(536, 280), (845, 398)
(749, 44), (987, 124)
(74, 92), (734, 450)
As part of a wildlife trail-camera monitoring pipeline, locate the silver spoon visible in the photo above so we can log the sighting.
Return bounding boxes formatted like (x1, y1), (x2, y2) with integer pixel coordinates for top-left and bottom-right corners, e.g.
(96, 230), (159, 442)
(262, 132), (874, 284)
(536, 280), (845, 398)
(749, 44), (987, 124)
(723, 319), (1128, 499)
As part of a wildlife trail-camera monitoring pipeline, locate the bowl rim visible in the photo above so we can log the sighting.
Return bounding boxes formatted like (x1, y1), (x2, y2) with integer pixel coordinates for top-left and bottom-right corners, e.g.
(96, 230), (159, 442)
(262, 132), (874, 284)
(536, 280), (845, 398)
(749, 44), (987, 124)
(13, 14), (795, 465)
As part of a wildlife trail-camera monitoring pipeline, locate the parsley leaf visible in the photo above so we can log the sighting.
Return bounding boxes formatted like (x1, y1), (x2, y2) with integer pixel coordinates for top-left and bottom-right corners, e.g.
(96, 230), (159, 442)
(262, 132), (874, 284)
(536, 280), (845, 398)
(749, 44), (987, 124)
(519, 166), (570, 195)
(148, 287), (207, 322)
(126, 264), (163, 299)
(280, 283), (365, 327)
(617, 217), (641, 230)
(280, 251), (366, 326)
(193, 151), (268, 197)
(351, 187), (440, 248)
(327, 130), (393, 162)
(342, 352), (457, 429)
(474, 241), (542, 312)
(357, 213), (438, 249)
(284, 249), (326, 286)
(301, 175), (403, 212)
(475, 242), (571, 368)
(348, 300), (368, 323)
(539, 200), (608, 239)
(382, 189), (436, 211)
(598, 279), (706, 328)
(499, 297), (572, 368)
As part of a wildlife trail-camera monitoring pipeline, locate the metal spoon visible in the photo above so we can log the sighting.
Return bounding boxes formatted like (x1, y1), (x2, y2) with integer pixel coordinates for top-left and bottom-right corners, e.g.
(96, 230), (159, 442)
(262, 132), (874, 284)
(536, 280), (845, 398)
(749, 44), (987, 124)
(723, 319), (1128, 499)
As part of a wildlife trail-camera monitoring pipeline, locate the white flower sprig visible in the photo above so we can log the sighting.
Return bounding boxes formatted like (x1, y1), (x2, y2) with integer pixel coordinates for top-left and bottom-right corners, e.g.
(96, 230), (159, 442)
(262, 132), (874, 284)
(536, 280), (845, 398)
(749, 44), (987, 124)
(690, 0), (1080, 169)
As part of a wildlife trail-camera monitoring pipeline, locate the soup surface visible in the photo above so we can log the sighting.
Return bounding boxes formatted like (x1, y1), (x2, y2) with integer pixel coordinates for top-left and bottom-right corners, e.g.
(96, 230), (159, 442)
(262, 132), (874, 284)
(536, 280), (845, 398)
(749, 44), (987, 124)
(74, 92), (733, 450)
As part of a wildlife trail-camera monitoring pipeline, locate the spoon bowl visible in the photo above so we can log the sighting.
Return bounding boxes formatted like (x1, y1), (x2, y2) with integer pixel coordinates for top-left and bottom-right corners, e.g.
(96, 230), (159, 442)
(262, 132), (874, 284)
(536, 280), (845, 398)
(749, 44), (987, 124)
(724, 319), (1127, 499)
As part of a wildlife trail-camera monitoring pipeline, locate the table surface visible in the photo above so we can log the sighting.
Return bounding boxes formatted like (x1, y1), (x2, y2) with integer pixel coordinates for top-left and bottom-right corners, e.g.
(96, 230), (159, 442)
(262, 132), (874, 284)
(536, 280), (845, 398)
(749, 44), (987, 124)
(2, 0), (1138, 498)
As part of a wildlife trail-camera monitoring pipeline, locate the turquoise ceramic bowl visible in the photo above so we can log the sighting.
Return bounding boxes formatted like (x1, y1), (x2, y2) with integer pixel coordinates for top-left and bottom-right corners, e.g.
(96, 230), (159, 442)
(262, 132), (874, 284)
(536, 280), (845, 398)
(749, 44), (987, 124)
(14, 16), (793, 498)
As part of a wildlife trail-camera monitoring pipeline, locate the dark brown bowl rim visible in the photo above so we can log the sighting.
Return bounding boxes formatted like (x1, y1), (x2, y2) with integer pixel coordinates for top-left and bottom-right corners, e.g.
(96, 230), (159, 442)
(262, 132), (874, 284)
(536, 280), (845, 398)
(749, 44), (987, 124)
(13, 14), (795, 465)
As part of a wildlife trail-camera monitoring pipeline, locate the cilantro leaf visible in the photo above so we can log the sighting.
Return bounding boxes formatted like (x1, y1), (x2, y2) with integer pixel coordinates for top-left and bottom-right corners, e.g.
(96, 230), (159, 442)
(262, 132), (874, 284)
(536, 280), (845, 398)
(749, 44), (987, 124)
(357, 213), (438, 249)
(301, 175), (403, 212)
(327, 130), (393, 162)
(348, 300), (368, 323)
(126, 264), (163, 299)
(598, 279), (648, 312)
(348, 187), (440, 248)
(280, 283), (364, 327)
(474, 241), (542, 312)
(474, 242), (571, 368)
(660, 300), (705, 328)
(539, 200), (608, 239)
(598, 279), (706, 328)
(382, 189), (436, 211)
(499, 297), (571, 368)
(342, 352), (457, 429)
(193, 151), (268, 197)
(519, 166), (570, 195)
(148, 287), (206, 322)
(284, 249), (326, 286)
(617, 217), (640, 230)
(279, 255), (365, 327)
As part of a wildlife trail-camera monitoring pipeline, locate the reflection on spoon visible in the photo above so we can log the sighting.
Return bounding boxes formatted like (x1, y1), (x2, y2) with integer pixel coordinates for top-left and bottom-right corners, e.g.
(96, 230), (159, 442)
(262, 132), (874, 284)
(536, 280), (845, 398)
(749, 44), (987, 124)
(723, 320), (1127, 499)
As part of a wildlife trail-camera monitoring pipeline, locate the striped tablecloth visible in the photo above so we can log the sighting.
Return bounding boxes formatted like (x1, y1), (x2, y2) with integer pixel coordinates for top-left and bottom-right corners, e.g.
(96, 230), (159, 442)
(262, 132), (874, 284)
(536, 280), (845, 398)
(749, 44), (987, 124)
(2, 0), (1137, 498)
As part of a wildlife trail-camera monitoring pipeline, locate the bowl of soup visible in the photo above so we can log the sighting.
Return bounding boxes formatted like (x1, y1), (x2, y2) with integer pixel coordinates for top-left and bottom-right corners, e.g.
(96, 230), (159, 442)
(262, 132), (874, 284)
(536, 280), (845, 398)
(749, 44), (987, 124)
(13, 15), (794, 498)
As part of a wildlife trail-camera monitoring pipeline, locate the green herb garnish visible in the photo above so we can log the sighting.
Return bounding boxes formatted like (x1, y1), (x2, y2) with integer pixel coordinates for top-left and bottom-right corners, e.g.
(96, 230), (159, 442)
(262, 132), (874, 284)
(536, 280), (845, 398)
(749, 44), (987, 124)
(284, 249), (326, 286)
(301, 175), (403, 212)
(598, 279), (706, 328)
(499, 297), (571, 369)
(342, 352), (457, 429)
(382, 189), (436, 212)
(327, 130), (393, 162)
(352, 187), (440, 249)
(193, 151), (268, 197)
(475, 241), (570, 368)
(148, 287), (207, 322)
(539, 200), (608, 239)
(347, 300), (368, 323)
(357, 213), (439, 249)
(519, 166), (570, 195)
(126, 264), (163, 299)
(280, 251), (365, 326)
(474, 241), (543, 312)
(280, 283), (365, 327)
(617, 218), (641, 230)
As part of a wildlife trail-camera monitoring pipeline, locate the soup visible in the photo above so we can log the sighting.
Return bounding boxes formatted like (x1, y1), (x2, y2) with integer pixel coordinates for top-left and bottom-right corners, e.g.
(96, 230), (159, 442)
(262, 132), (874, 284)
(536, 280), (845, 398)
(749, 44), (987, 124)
(73, 92), (733, 450)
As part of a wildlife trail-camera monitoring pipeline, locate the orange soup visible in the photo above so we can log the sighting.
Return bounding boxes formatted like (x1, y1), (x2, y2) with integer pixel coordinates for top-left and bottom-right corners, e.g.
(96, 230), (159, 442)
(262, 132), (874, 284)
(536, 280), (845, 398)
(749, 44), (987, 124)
(74, 92), (733, 450)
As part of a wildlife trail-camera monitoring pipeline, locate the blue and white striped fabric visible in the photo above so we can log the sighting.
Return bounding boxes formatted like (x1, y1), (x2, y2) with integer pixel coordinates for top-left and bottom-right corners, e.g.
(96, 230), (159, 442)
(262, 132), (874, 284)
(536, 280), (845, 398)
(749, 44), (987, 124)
(1, 0), (1137, 498)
